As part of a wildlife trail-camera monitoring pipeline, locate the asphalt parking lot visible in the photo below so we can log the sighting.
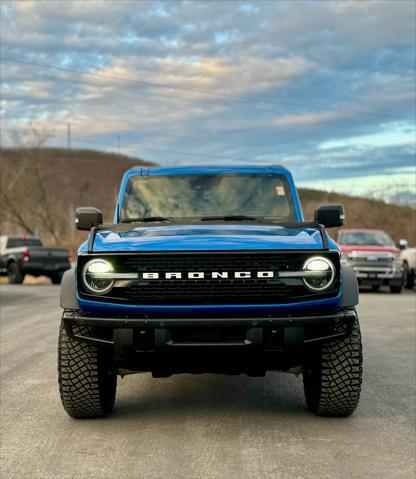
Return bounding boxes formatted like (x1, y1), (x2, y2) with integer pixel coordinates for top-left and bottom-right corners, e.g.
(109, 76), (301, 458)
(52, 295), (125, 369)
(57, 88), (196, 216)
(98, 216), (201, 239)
(0, 285), (415, 479)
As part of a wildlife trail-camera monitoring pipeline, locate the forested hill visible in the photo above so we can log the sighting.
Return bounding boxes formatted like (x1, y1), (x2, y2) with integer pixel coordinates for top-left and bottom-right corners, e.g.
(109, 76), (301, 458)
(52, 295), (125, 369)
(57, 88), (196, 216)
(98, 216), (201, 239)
(1, 147), (414, 252)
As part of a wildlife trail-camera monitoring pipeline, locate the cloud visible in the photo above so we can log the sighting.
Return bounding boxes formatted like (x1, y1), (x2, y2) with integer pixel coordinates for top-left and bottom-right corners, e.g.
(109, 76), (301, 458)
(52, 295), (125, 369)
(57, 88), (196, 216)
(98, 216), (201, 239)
(319, 123), (416, 150)
(272, 110), (347, 128)
(0, 0), (415, 202)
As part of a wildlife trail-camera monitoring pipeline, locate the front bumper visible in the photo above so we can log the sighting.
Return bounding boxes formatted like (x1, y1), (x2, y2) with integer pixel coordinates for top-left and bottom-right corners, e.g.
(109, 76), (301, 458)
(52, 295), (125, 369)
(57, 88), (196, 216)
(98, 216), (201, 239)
(351, 267), (402, 286)
(354, 269), (402, 279)
(342, 262), (402, 281)
(63, 309), (356, 375)
(63, 308), (356, 348)
(21, 261), (70, 275)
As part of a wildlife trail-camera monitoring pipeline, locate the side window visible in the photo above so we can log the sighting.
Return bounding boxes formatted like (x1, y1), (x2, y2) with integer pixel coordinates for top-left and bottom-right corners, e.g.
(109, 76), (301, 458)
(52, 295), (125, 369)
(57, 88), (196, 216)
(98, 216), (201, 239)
(5, 238), (42, 248)
(6, 238), (17, 248)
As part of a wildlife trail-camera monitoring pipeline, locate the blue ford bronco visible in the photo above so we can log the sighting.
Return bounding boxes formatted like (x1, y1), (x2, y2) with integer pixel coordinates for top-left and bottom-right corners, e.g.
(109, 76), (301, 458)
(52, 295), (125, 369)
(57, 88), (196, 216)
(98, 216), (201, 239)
(58, 166), (362, 418)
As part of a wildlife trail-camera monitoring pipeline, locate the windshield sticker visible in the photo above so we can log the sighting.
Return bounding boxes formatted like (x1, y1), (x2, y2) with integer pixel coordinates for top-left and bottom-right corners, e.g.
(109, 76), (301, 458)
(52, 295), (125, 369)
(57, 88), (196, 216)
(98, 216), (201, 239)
(275, 186), (285, 196)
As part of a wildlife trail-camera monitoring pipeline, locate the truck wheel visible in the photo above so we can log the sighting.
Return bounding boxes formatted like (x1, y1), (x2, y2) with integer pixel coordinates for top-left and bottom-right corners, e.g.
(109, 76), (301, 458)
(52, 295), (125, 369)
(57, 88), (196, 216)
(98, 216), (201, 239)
(50, 272), (64, 284)
(303, 314), (362, 417)
(58, 320), (116, 418)
(390, 285), (402, 294)
(7, 262), (24, 284)
(403, 263), (414, 289)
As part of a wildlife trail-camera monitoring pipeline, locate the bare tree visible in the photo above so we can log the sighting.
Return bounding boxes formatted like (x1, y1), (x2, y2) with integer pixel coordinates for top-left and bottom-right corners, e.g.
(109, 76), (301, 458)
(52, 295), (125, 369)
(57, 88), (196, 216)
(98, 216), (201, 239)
(0, 123), (63, 243)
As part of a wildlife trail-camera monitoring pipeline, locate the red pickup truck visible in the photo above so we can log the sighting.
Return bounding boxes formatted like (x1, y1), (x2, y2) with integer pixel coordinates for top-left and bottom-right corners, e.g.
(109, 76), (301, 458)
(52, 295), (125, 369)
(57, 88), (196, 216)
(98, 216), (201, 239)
(337, 229), (403, 293)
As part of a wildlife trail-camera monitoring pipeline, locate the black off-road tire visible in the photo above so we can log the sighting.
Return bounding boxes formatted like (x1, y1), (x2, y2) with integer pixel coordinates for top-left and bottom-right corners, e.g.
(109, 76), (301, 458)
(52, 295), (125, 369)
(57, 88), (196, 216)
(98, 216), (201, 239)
(303, 314), (363, 417)
(403, 263), (414, 289)
(50, 272), (64, 284)
(390, 284), (402, 294)
(58, 320), (116, 418)
(7, 262), (24, 284)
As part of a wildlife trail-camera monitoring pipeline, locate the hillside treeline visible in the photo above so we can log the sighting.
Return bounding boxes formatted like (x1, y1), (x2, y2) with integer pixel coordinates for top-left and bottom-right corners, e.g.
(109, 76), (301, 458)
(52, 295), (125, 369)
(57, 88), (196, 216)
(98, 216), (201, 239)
(1, 147), (414, 255)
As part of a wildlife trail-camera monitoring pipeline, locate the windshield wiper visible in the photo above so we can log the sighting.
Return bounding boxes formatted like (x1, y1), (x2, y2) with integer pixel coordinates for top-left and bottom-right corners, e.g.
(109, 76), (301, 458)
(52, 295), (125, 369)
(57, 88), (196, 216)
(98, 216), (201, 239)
(122, 215), (284, 224)
(121, 216), (173, 223)
(200, 215), (267, 222)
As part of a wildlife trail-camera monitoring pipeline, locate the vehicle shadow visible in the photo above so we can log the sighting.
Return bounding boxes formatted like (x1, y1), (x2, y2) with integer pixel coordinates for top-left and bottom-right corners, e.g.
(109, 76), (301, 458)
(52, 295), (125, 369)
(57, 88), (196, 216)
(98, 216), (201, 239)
(110, 372), (309, 420)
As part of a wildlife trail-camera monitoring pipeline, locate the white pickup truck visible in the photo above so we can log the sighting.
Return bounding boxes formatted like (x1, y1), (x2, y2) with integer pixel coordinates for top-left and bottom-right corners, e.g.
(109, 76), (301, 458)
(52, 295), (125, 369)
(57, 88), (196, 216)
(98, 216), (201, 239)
(400, 239), (416, 289)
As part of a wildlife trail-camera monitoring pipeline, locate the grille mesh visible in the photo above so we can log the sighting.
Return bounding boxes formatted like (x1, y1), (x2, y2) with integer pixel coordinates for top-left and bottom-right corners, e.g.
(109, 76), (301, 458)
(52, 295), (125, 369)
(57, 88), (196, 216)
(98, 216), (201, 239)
(78, 252), (340, 305)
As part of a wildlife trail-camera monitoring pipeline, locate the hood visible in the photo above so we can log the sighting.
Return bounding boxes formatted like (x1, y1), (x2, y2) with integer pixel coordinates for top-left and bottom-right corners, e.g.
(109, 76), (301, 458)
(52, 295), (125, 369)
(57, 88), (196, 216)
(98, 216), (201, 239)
(81, 223), (335, 253)
(340, 245), (399, 254)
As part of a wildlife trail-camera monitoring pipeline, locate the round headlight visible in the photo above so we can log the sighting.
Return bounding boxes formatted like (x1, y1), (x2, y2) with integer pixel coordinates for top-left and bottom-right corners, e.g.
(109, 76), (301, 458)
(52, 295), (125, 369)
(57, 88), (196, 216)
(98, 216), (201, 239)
(302, 256), (335, 292)
(82, 259), (114, 295)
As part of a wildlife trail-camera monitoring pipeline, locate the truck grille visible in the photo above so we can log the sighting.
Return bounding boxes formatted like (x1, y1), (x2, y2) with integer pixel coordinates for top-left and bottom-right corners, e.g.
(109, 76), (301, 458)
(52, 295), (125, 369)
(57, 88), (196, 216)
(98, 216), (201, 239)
(349, 258), (392, 269)
(77, 252), (340, 305)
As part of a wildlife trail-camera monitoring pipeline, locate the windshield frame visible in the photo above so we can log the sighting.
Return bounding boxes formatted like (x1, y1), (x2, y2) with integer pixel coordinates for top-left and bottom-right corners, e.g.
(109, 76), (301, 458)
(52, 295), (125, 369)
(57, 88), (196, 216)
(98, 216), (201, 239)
(119, 173), (298, 223)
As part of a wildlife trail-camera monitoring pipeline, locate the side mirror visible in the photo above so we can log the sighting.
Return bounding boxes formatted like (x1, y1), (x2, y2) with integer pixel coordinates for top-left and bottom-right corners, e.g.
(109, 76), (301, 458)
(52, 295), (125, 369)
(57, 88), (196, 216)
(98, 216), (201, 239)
(399, 239), (408, 250)
(314, 204), (345, 228)
(75, 207), (103, 231)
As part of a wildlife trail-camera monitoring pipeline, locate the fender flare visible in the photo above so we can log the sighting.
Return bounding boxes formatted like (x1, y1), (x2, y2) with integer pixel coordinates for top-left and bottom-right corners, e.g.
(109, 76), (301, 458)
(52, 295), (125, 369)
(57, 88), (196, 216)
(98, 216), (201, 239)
(6, 255), (18, 266)
(60, 269), (79, 310)
(339, 265), (359, 307)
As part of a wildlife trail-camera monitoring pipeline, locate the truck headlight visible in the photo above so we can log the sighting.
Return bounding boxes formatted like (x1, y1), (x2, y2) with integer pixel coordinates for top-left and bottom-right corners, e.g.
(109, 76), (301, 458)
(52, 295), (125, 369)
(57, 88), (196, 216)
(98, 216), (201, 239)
(340, 252), (351, 266)
(82, 259), (114, 294)
(392, 254), (402, 271)
(302, 256), (335, 291)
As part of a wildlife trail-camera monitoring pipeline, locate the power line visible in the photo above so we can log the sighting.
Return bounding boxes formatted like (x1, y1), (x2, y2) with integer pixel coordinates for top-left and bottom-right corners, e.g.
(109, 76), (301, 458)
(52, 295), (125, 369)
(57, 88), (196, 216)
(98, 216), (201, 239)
(65, 117), (281, 151)
(2, 57), (286, 108)
(2, 57), (403, 121)
(69, 137), (258, 163)
(5, 68), (273, 116)
(3, 57), (412, 160)
(1, 57), (311, 108)
(2, 59), (407, 152)
(62, 122), (285, 161)
(1, 65), (278, 153)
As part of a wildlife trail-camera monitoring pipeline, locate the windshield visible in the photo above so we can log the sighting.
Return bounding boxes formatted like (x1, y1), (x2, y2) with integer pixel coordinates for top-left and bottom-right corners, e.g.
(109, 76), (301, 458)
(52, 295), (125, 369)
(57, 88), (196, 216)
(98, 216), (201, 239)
(121, 174), (296, 221)
(338, 231), (394, 247)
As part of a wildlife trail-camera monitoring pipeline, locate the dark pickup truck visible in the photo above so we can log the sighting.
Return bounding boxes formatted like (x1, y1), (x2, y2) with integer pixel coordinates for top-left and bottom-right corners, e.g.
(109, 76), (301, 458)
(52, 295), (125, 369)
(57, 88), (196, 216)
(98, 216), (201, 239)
(0, 235), (71, 284)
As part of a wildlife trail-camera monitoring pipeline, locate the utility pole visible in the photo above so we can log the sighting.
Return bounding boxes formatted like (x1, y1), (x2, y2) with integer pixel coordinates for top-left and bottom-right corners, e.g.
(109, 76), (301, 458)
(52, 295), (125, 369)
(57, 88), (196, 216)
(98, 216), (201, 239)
(67, 123), (71, 149)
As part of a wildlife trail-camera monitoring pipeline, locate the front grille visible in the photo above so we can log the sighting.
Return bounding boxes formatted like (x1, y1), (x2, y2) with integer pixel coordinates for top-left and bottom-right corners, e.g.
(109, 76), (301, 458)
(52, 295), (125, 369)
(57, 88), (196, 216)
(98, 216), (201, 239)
(77, 251), (340, 305)
(349, 257), (393, 269)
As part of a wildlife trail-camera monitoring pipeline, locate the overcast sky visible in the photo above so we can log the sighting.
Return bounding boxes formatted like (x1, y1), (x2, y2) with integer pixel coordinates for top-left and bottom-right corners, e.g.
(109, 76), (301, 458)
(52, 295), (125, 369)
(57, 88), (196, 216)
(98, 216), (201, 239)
(1, 0), (415, 203)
